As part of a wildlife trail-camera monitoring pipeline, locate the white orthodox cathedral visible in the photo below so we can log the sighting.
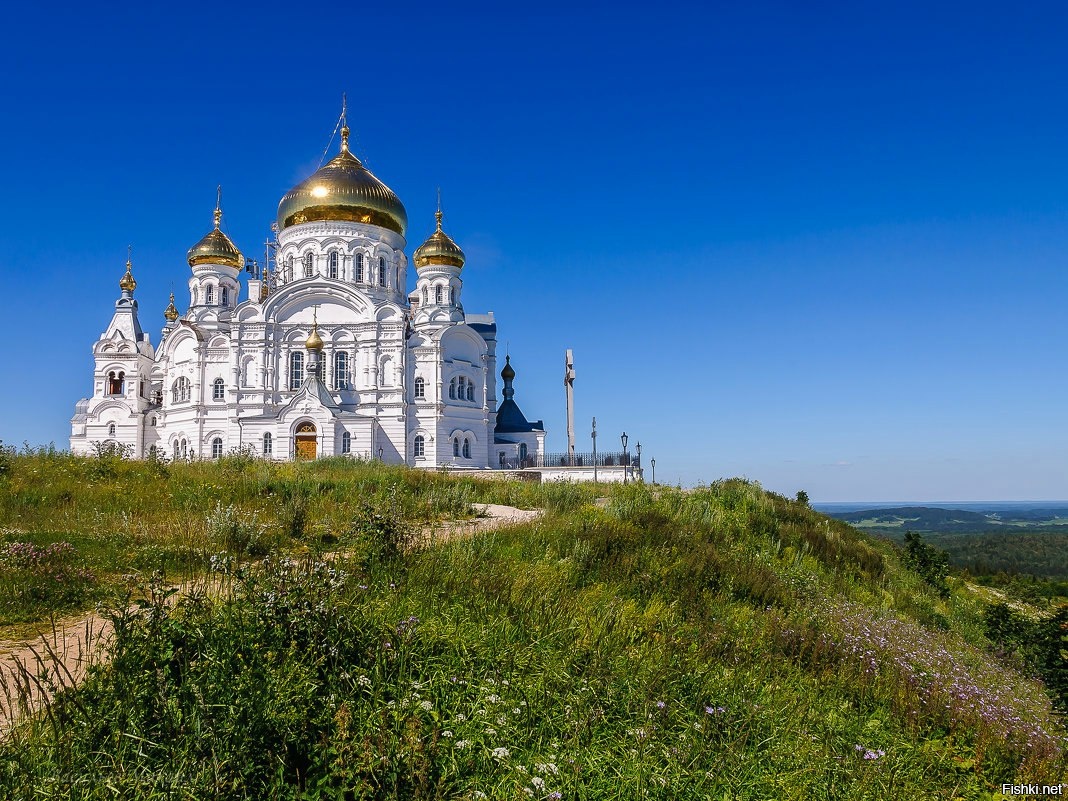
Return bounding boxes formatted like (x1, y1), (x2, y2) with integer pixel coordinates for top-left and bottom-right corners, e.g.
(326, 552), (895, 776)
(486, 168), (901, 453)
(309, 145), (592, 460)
(70, 119), (545, 468)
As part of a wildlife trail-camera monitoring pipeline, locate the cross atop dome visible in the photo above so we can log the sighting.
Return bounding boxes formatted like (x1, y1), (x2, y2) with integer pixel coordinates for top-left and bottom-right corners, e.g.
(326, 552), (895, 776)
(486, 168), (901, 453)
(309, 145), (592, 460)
(119, 246), (136, 293)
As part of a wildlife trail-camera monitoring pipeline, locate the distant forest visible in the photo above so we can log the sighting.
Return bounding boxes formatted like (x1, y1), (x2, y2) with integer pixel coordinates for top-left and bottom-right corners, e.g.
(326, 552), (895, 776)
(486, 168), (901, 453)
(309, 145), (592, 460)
(827, 506), (1068, 591)
(827, 506), (1068, 534)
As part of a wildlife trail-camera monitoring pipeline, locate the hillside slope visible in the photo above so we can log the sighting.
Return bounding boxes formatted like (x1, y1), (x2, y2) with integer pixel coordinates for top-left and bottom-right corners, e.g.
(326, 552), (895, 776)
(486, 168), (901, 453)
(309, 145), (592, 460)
(0, 452), (1063, 798)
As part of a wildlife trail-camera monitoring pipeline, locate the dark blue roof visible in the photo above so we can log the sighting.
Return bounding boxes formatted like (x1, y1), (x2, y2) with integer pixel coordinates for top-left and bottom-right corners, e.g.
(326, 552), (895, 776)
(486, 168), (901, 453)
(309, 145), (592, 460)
(495, 399), (544, 434)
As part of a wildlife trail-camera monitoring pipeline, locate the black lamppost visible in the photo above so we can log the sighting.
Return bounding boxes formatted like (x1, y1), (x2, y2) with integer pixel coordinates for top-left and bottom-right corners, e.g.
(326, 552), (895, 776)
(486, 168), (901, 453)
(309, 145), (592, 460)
(591, 417), (598, 483)
(378, 447), (384, 461)
(621, 431), (628, 484)
(635, 442), (642, 483)
(650, 458), (656, 485)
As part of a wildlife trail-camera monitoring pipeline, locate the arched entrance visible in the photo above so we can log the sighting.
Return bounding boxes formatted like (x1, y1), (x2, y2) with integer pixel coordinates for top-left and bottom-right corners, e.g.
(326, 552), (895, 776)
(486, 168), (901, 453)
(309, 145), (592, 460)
(295, 422), (317, 460)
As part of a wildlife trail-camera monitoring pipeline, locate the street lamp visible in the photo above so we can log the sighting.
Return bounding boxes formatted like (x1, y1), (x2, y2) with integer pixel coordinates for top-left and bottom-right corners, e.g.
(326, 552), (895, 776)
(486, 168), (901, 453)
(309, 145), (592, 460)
(650, 458), (655, 485)
(636, 442), (641, 483)
(378, 447), (384, 461)
(621, 431), (628, 484)
(592, 417), (598, 483)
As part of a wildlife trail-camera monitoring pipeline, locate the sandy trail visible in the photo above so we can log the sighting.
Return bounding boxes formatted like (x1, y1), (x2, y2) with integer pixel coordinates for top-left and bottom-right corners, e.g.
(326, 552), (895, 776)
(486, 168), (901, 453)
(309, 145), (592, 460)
(419, 503), (542, 545)
(0, 503), (540, 734)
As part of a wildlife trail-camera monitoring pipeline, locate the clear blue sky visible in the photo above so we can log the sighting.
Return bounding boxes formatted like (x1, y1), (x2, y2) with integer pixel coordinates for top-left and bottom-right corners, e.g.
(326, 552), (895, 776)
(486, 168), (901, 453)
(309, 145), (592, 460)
(1, 1), (1065, 501)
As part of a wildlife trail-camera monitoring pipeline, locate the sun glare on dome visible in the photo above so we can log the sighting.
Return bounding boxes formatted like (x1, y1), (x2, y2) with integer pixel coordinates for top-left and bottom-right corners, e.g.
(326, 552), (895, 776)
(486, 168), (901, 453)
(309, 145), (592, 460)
(312, 186), (329, 198)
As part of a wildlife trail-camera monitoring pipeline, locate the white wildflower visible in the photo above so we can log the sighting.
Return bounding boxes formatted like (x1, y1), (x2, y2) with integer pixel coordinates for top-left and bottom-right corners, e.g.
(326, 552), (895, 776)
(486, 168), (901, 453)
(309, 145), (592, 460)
(491, 747), (510, 760)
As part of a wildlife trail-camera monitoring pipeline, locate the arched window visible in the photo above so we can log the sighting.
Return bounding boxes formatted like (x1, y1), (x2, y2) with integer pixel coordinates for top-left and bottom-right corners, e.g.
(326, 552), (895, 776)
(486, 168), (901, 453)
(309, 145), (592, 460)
(355, 253), (364, 282)
(453, 437), (460, 457)
(467, 382), (474, 402)
(450, 287), (456, 305)
(435, 286), (443, 304)
(171, 377), (190, 403)
(329, 251), (338, 279)
(221, 286), (229, 307)
(149, 417), (156, 427)
(334, 351), (349, 390)
(378, 257), (386, 287)
(414, 376), (425, 398)
(422, 286), (428, 304)
(180, 439), (188, 459)
(212, 437), (223, 459)
(285, 254), (294, 282)
(463, 438), (470, 459)
(262, 432), (273, 456)
(212, 377), (225, 401)
(205, 285), (215, 305)
(519, 443), (528, 463)
(458, 376), (466, 399)
(289, 351), (305, 390)
(303, 252), (314, 277)
(449, 378), (456, 399)
(107, 370), (125, 395)
(414, 435), (425, 458)
(108, 423), (116, 437)
(173, 440), (180, 460)
(341, 431), (351, 454)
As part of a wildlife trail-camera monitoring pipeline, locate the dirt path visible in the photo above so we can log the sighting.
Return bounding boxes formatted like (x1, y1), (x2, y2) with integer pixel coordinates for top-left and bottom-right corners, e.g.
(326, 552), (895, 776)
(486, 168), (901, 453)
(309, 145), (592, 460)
(0, 503), (540, 735)
(418, 503), (542, 545)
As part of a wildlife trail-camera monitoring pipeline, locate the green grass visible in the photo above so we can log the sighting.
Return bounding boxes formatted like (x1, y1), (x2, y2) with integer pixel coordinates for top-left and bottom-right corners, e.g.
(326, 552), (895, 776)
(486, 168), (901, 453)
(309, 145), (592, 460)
(0, 452), (1064, 798)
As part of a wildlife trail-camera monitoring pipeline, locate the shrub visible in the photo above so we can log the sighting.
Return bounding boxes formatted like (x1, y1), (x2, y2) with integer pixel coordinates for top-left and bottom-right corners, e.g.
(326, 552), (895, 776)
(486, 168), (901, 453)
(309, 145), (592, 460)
(350, 487), (412, 565)
(206, 502), (274, 557)
(904, 531), (950, 597)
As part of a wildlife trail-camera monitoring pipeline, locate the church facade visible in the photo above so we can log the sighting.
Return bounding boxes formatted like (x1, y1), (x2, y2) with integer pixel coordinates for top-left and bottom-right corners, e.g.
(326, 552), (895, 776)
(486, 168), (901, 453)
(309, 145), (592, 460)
(70, 121), (545, 468)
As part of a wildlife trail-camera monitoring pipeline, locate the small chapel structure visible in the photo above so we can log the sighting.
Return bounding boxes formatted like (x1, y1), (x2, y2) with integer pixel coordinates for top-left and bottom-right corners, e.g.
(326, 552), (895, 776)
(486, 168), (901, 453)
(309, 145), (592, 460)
(70, 117), (545, 468)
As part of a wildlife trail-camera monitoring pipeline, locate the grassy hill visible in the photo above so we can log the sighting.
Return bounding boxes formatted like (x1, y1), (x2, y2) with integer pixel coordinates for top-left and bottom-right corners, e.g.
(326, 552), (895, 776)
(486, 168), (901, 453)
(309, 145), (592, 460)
(0, 447), (1064, 798)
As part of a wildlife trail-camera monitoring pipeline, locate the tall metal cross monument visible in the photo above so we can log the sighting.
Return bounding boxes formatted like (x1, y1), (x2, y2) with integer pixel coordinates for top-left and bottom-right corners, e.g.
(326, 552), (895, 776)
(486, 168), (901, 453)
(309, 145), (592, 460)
(565, 349), (576, 464)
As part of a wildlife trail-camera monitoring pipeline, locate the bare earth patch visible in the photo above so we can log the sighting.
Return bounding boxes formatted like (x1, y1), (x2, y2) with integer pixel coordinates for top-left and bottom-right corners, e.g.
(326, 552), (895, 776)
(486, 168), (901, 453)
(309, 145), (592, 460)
(419, 503), (542, 546)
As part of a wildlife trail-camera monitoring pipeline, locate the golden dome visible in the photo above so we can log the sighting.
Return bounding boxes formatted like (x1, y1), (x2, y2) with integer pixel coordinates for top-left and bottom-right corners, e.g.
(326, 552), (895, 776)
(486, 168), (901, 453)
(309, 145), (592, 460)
(305, 322), (323, 351)
(164, 293), (179, 322)
(501, 354), (515, 381)
(413, 209), (465, 269)
(276, 126), (407, 236)
(187, 199), (244, 269)
(119, 258), (136, 292)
